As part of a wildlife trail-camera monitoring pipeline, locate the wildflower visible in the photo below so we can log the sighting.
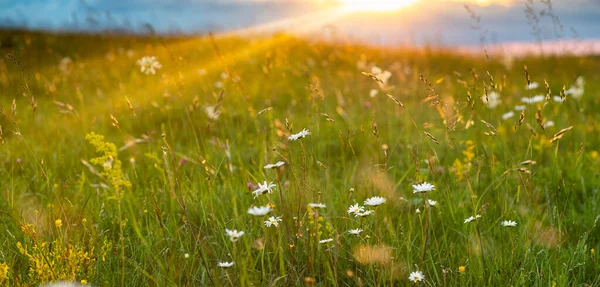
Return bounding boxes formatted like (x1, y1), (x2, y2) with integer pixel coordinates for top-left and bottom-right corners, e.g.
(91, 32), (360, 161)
(543, 121), (555, 128)
(412, 182), (435, 193)
(464, 214), (482, 223)
(204, 105), (219, 120)
(252, 181), (276, 198)
(319, 238), (333, 244)
(525, 82), (539, 90)
(55, 219), (63, 228)
(502, 111), (515, 120)
(553, 96), (565, 103)
(514, 105), (526, 111)
(364, 196), (386, 206)
(225, 229), (244, 242)
(347, 228), (363, 235)
(369, 89), (378, 98)
(521, 95), (545, 104)
(288, 129), (311, 141)
(308, 203), (326, 209)
(264, 216), (282, 227)
(415, 208), (421, 214)
(264, 161), (284, 169)
(247, 205), (271, 216)
(458, 266), (466, 273)
(0, 263), (8, 282)
(409, 270), (424, 282)
(371, 66), (392, 89)
(354, 210), (374, 217)
(136, 56), (162, 75)
(218, 261), (234, 268)
(215, 81), (223, 88)
(426, 199), (437, 206)
(347, 204), (365, 215)
(481, 91), (501, 109)
(501, 220), (517, 227)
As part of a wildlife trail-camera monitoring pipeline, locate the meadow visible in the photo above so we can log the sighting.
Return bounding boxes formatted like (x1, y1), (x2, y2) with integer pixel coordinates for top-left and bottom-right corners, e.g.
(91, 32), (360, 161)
(0, 29), (599, 286)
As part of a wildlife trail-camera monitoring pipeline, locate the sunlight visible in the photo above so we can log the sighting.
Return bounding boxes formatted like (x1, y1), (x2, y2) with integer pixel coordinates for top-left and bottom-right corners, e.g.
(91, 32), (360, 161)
(340, 0), (420, 12)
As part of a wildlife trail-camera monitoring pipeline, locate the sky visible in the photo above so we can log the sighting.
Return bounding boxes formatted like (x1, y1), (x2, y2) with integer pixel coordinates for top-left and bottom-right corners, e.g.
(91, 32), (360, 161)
(1, 0), (599, 46)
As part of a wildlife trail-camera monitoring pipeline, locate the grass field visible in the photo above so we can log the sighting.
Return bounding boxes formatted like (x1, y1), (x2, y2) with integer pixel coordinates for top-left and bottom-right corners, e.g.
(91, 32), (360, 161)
(0, 29), (599, 286)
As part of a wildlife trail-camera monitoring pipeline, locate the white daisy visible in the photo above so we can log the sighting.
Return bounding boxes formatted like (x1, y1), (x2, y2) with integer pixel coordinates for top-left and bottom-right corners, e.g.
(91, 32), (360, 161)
(412, 182), (435, 193)
(464, 214), (482, 224)
(264, 216), (282, 227)
(225, 229), (244, 242)
(371, 66), (392, 89)
(364, 196), (386, 206)
(347, 228), (363, 235)
(552, 96), (565, 103)
(426, 199), (437, 206)
(308, 203), (326, 209)
(525, 82), (539, 90)
(217, 261), (234, 268)
(252, 181), (276, 198)
(354, 210), (374, 217)
(514, 105), (526, 111)
(369, 89), (379, 98)
(543, 121), (555, 128)
(347, 204), (365, 215)
(247, 205), (271, 216)
(502, 111), (515, 120)
(136, 56), (162, 75)
(409, 270), (424, 282)
(287, 129), (311, 141)
(481, 91), (501, 109)
(501, 220), (517, 227)
(204, 105), (219, 120)
(415, 208), (421, 214)
(264, 161), (285, 169)
(319, 238), (333, 244)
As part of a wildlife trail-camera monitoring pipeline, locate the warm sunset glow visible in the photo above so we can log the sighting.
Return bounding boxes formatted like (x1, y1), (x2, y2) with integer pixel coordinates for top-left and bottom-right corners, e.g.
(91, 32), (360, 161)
(340, 0), (420, 12)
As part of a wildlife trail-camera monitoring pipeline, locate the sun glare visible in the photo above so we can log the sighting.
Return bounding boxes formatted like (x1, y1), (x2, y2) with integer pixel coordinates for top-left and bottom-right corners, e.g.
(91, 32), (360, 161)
(340, 0), (420, 12)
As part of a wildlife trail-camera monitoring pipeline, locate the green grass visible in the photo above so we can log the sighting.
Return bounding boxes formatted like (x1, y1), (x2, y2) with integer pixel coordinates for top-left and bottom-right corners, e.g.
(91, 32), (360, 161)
(0, 29), (600, 286)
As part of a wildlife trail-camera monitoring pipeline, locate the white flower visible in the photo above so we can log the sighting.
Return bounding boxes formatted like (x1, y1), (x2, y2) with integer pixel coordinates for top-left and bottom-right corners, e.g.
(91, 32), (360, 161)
(502, 111), (515, 120)
(415, 208), (421, 214)
(214, 81), (224, 88)
(514, 105), (526, 111)
(319, 238), (333, 244)
(409, 270), (424, 282)
(288, 129), (311, 141)
(347, 204), (364, 215)
(464, 214), (482, 224)
(426, 199), (437, 206)
(264, 161), (284, 169)
(354, 210), (374, 217)
(204, 105), (219, 120)
(184, 253), (190, 258)
(247, 205), (271, 216)
(308, 203), (326, 209)
(481, 91), (501, 109)
(252, 181), (276, 198)
(525, 82), (539, 90)
(412, 182), (435, 193)
(218, 261), (234, 268)
(347, 228), (363, 235)
(543, 121), (555, 128)
(225, 229), (244, 242)
(136, 56), (162, 75)
(364, 196), (386, 206)
(264, 216), (282, 227)
(501, 220), (517, 227)
(221, 72), (229, 79)
(370, 66), (393, 89)
(521, 95), (545, 104)
(552, 96), (565, 103)
(369, 89), (379, 98)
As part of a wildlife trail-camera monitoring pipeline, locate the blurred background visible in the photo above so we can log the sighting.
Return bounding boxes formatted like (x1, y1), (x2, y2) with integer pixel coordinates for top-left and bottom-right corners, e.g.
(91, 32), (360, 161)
(1, 0), (599, 52)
